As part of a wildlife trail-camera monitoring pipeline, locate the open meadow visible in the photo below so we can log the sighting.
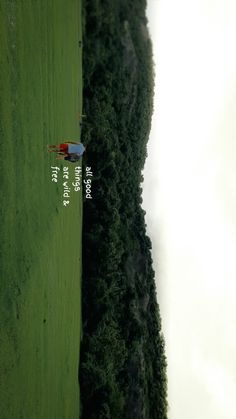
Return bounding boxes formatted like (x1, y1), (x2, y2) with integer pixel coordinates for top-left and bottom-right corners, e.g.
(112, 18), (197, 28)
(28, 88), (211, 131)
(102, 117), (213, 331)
(0, 1), (83, 418)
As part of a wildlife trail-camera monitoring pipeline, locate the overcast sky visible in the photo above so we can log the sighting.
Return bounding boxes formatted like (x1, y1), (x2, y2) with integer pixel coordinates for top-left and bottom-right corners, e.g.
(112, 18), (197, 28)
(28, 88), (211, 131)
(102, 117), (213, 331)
(143, 1), (236, 418)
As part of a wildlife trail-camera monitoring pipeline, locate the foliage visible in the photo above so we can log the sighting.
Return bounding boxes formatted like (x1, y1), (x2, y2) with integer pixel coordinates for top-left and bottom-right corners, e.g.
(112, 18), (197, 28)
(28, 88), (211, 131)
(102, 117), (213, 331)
(80, 0), (168, 418)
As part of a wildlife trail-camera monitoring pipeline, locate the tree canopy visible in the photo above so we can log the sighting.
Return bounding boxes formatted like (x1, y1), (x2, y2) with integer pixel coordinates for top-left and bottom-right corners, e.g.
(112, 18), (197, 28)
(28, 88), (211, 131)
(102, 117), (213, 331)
(80, 1), (168, 418)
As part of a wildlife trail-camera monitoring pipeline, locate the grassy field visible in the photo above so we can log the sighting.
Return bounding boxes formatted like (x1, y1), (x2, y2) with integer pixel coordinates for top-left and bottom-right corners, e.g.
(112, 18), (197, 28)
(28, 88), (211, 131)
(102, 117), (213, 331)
(0, 1), (83, 418)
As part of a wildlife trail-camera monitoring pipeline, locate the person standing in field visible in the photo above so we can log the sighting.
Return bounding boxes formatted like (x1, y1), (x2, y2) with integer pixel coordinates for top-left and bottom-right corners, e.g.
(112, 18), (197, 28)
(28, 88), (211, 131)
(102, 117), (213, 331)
(47, 142), (86, 158)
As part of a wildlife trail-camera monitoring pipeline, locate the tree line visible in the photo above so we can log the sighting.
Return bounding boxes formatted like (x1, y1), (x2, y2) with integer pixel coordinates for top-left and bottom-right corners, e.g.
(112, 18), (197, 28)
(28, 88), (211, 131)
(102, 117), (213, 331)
(80, 0), (168, 418)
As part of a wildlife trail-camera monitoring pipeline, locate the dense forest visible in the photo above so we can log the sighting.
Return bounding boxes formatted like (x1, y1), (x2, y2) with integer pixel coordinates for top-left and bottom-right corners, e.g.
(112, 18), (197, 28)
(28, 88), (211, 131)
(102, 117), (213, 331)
(80, 0), (168, 418)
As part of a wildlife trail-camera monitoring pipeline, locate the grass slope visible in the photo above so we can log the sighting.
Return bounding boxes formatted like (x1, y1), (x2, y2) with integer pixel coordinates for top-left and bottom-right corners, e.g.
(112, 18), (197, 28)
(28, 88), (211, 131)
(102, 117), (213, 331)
(0, 1), (83, 418)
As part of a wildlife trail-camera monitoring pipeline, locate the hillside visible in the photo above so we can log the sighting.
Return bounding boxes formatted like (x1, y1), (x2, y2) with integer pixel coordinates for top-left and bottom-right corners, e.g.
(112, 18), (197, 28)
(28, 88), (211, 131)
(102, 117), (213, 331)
(80, 1), (168, 418)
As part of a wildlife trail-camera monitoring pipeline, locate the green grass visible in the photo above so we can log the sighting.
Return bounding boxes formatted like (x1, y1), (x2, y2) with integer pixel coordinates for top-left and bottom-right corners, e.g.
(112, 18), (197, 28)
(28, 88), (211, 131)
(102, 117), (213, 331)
(0, 1), (83, 418)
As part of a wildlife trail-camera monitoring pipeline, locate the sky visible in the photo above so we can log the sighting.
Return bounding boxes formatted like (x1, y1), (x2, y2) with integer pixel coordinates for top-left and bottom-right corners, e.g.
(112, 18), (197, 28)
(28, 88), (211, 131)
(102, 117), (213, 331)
(143, 1), (236, 418)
